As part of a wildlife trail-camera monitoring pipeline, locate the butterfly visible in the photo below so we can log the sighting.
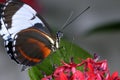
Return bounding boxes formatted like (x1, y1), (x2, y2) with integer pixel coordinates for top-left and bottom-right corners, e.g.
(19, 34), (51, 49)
(0, 0), (63, 67)
(0, 0), (90, 70)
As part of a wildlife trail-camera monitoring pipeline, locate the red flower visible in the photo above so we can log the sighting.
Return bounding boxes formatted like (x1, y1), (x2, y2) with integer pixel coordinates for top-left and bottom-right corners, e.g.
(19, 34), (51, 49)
(71, 70), (85, 80)
(41, 54), (120, 80)
(110, 72), (120, 80)
(54, 72), (68, 80)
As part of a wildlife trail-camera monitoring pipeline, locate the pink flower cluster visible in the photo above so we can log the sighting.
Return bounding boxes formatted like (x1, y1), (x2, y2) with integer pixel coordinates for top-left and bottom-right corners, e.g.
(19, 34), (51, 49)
(42, 55), (120, 80)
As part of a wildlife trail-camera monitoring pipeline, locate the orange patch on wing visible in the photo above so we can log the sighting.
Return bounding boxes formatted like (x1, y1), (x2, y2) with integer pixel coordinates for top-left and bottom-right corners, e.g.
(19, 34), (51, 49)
(18, 47), (40, 63)
(28, 38), (51, 58)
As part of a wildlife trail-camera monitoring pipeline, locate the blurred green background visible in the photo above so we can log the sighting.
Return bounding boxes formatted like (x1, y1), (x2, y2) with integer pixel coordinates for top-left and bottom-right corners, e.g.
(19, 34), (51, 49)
(0, 0), (120, 80)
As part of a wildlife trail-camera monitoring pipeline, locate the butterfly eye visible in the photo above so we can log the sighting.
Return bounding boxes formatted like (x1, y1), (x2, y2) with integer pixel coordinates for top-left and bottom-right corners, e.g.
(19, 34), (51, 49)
(56, 31), (63, 43)
(57, 31), (63, 38)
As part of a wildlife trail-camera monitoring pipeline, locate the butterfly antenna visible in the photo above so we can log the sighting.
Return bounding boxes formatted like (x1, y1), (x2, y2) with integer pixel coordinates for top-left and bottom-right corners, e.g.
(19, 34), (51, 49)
(56, 6), (90, 43)
(60, 11), (74, 31)
(60, 6), (90, 31)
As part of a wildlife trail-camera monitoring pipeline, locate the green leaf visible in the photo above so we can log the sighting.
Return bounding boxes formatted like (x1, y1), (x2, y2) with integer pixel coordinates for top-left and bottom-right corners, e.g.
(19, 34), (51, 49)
(28, 39), (92, 80)
(86, 22), (120, 36)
